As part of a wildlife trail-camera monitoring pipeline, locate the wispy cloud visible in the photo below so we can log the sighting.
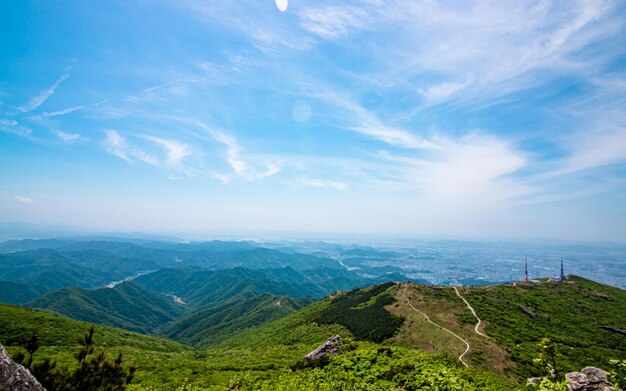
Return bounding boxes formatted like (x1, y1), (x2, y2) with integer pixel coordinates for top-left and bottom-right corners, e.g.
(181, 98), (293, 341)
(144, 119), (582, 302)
(418, 80), (471, 102)
(298, 5), (370, 40)
(189, 120), (282, 182)
(54, 129), (81, 143)
(140, 134), (192, 167)
(0, 119), (18, 126)
(103, 130), (130, 162)
(312, 90), (434, 149)
(19, 67), (71, 112)
(42, 105), (83, 117)
(14, 195), (34, 204)
(142, 81), (177, 93)
(301, 177), (348, 191)
(550, 127), (626, 177)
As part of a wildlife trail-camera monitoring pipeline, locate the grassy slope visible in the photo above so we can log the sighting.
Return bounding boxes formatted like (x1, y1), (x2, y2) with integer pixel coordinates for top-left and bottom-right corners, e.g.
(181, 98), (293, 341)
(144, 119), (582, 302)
(28, 282), (185, 334)
(210, 298), (352, 369)
(159, 294), (315, 347)
(0, 298), (352, 390)
(3, 276), (623, 389)
(389, 283), (515, 377)
(206, 283), (517, 390)
(461, 275), (626, 378)
(390, 276), (626, 381)
(0, 302), (254, 389)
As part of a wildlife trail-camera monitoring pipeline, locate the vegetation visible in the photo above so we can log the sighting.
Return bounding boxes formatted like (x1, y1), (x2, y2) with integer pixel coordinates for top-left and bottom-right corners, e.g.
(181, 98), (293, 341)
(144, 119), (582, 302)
(1, 237), (624, 391)
(0, 280), (45, 305)
(222, 345), (515, 390)
(316, 282), (404, 342)
(134, 267), (327, 310)
(29, 282), (185, 334)
(0, 303), (191, 352)
(461, 276), (626, 378)
(160, 294), (314, 347)
(12, 325), (136, 390)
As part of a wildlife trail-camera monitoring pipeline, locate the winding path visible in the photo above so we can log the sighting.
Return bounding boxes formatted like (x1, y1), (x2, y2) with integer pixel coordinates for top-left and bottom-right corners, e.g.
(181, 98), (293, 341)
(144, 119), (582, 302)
(400, 284), (471, 367)
(453, 286), (490, 339)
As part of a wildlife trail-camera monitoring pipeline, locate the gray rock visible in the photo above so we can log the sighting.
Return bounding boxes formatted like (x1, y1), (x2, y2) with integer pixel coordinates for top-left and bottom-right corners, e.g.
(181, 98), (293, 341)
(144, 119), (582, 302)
(0, 343), (46, 391)
(304, 335), (342, 362)
(566, 367), (614, 391)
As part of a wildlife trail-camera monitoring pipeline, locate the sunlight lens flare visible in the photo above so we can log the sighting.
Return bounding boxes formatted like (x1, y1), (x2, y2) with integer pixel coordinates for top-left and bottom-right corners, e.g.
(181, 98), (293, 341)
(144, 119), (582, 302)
(275, 0), (288, 12)
(292, 101), (311, 122)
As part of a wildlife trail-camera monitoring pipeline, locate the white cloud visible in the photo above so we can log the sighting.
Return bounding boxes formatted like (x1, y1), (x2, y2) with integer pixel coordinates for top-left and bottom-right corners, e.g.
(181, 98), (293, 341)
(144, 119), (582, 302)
(299, 5), (370, 40)
(250, 162), (282, 181)
(313, 90), (434, 149)
(301, 177), (348, 191)
(54, 129), (81, 143)
(135, 151), (159, 166)
(143, 81), (176, 93)
(103, 130), (162, 166)
(19, 68), (71, 112)
(375, 132), (529, 204)
(189, 121), (284, 183)
(552, 127), (626, 176)
(0, 119), (18, 126)
(14, 195), (34, 204)
(42, 106), (83, 117)
(418, 80), (471, 102)
(103, 130), (130, 162)
(140, 134), (192, 167)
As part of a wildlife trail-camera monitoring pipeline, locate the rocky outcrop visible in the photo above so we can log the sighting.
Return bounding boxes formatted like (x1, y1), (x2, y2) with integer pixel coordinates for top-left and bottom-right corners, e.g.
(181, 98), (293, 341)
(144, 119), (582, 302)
(303, 335), (342, 362)
(0, 343), (45, 391)
(566, 367), (614, 391)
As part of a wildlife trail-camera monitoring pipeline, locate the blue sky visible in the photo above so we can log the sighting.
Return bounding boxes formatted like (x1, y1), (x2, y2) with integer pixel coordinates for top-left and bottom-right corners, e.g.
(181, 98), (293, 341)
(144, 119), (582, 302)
(1, 0), (626, 241)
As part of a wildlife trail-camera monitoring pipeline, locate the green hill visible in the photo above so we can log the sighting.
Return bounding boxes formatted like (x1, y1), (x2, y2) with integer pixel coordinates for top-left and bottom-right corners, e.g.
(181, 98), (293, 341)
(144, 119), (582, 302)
(0, 280), (46, 305)
(387, 276), (626, 380)
(29, 282), (185, 334)
(134, 267), (327, 310)
(2, 275), (624, 389)
(460, 275), (626, 378)
(0, 303), (188, 352)
(160, 294), (315, 347)
(217, 277), (625, 383)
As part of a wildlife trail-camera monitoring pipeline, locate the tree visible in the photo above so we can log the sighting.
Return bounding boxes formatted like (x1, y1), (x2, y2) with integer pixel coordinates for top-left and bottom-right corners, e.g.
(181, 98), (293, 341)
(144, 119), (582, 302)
(534, 337), (562, 380)
(10, 331), (39, 369)
(12, 325), (136, 390)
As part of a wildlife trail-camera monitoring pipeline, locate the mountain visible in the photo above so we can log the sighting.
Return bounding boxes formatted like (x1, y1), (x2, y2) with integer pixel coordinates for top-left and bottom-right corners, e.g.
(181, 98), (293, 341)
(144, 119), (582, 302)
(28, 282), (185, 334)
(459, 275), (626, 378)
(0, 281), (46, 305)
(0, 303), (190, 353)
(134, 267), (326, 310)
(159, 294), (315, 347)
(0, 299), (513, 390)
(0, 249), (115, 291)
(2, 275), (624, 389)
(0, 239), (355, 297)
(215, 276), (625, 382)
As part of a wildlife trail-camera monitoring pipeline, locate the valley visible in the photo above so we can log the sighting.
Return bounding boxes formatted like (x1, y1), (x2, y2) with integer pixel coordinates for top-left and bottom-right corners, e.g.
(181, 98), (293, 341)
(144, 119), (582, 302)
(0, 237), (624, 389)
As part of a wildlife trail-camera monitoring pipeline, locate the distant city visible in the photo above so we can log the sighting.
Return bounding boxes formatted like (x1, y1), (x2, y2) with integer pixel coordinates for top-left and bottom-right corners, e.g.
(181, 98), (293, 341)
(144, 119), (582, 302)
(261, 239), (626, 289)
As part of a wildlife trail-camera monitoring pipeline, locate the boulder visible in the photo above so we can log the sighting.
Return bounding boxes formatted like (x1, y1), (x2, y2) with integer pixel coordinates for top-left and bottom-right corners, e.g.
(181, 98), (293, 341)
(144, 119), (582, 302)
(566, 367), (614, 391)
(303, 335), (342, 362)
(0, 343), (45, 391)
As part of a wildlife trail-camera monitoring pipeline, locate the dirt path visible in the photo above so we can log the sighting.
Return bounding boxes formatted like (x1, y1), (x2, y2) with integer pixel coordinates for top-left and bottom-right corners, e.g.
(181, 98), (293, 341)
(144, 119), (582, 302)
(400, 284), (470, 367)
(453, 286), (490, 339)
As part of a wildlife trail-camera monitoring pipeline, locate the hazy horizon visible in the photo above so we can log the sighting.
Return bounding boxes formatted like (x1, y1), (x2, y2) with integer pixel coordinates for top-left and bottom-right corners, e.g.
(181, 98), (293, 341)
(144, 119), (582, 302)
(2, 1), (626, 242)
(3, 223), (626, 248)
